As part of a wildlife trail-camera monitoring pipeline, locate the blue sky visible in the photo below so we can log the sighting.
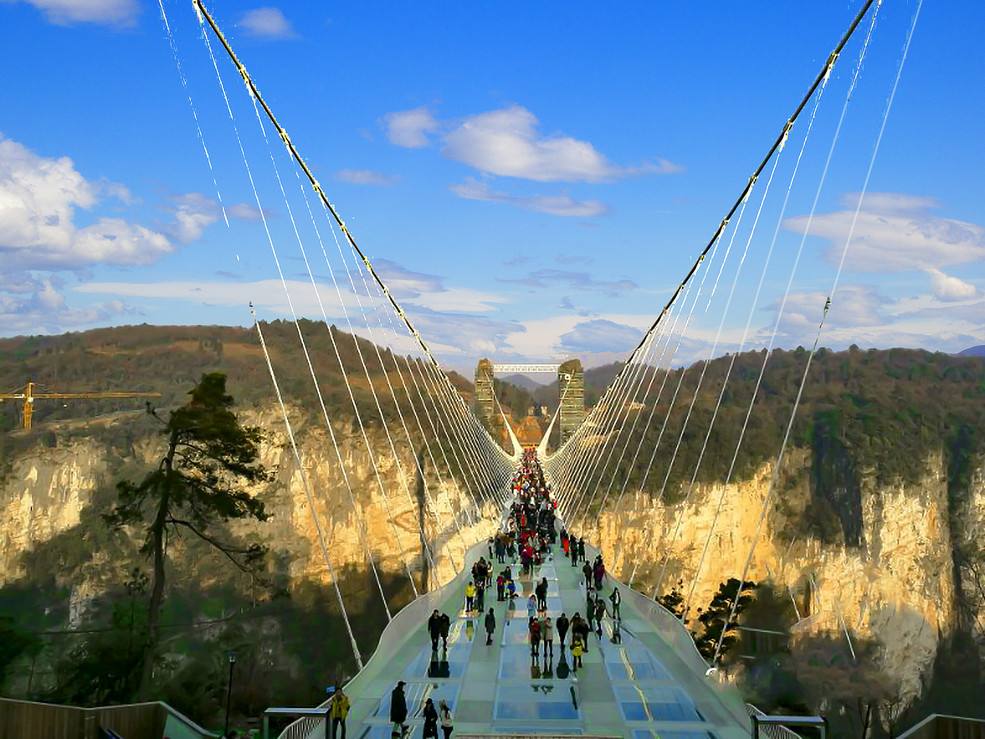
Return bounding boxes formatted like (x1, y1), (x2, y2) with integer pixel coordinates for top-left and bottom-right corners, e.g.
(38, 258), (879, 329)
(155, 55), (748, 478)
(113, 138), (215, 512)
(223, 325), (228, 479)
(1, 0), (982, 372)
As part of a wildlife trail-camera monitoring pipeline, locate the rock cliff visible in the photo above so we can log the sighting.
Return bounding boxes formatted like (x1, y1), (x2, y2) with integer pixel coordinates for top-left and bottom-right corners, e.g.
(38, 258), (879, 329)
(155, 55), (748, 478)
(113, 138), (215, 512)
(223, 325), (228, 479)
(594, 446), (985, 709)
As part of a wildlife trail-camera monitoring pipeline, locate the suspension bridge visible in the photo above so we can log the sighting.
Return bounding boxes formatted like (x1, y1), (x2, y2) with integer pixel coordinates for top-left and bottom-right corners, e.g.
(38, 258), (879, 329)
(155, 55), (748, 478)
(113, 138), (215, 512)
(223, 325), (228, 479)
(153, 0), (933, 736)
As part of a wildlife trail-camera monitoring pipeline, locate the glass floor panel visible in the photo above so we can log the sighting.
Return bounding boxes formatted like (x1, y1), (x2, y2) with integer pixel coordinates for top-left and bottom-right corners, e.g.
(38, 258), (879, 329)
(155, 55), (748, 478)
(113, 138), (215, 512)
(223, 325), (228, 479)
(498, 645), (573, 680)
(403, 644), (473, 678)
(615, 684), (701, 723)
(373, 682), (462, 717)
(632, 731), (716, 739)
(494, 683), (582, 721)
(603, 644), (672, 681)
(356, 724), (419, 739)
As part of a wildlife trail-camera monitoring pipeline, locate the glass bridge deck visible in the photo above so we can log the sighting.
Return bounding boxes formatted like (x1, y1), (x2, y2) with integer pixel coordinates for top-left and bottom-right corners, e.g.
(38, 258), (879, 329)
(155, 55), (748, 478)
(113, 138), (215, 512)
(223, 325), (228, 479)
(305, 538), (749, 739)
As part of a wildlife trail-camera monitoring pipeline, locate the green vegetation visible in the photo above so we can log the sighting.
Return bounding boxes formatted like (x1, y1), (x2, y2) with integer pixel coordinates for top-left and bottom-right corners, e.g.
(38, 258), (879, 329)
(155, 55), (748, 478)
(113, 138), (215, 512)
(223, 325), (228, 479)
(658, 578), (757, 661)
(104, 373), (271, 697)
(584, 346), (985, 545)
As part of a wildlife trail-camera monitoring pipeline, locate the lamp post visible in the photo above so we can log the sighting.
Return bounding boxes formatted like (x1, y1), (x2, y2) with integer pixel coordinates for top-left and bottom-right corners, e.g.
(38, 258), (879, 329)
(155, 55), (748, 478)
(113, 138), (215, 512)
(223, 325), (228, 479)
(223, 651), (237, 738)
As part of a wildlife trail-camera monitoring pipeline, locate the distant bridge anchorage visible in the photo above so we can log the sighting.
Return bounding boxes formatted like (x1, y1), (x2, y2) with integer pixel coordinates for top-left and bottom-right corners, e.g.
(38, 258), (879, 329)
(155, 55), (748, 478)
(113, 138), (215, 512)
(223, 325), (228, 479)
(475, 358), (586, 445)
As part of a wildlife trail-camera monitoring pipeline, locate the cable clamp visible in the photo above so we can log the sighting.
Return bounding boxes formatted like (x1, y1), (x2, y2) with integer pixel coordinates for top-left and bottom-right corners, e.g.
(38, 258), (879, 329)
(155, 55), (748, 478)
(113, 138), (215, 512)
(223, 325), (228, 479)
(779, 120), (794, 151)
(193, 1), (204, 24)
(312, 180), (322, 193)
(279, 130), (291, 147)
(824, 52), (839, 83)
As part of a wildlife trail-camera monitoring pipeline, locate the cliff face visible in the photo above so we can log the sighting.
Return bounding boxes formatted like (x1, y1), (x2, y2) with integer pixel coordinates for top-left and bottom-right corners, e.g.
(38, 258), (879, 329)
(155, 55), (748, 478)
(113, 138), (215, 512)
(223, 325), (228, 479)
(0, 407), (498, 610)
(596, 446), (985, 708)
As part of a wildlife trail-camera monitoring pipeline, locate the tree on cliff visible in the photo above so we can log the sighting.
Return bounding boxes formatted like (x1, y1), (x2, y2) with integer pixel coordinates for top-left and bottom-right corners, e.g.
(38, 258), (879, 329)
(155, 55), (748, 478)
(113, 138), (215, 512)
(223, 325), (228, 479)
(105, 373), (271, 698)
(789, 634), (901, 738)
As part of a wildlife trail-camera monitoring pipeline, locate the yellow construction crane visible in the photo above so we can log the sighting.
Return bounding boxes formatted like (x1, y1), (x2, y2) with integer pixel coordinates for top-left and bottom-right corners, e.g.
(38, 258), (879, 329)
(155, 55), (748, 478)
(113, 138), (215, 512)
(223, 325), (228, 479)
(0, 381), (162, 430)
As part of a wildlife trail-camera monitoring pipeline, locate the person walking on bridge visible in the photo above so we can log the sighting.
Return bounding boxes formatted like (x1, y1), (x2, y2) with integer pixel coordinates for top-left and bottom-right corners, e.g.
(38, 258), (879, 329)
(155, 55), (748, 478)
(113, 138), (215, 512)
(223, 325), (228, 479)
(609, 587), (622, 620)
(571, 634), (584, 671)
(439, 700), (453, 739)
(465, 581), (476, 613)
(439, 612), (450, 652)
(330, 686), (350, 739)
(390, 682), (408, 739)
(428, 610), (441, 651)
(535, 577), (548, 611)
(594, 597), (606, 638)
(556, 612), (569, 652)
(422, 698), (438, 739)
(593, 556), (606, 591)
(542, 616), (554, 660)
(582, 561), (593, 591)
(484, 607), (496, 646)
(528, 616), (541, 658)
(577, 538), (586, 563)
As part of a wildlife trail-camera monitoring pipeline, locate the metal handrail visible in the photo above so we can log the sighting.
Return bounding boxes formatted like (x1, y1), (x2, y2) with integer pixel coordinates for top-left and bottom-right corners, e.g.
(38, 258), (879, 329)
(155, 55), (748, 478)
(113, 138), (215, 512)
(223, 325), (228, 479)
(747, 702), (827, 738)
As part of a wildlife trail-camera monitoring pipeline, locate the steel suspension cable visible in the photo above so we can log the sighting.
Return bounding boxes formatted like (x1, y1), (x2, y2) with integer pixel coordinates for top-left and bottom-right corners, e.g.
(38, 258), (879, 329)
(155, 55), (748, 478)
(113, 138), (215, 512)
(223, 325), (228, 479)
(287, 163), (445, 585)
(565, 0), (880, 440)
(253, 308), (363, 669)
(560, 326), (665, 511)
(569, 322), (673, 528)
(596, 277), (696, 524)
(197, 21), (421, 596)
(651, 139), (786, 598)
(342, 246), (474, 571)
(711, 0), (919, 666)
(193, 0), (509, 491)
(681, 67), (832, 621)
(624, 230), (729, 587)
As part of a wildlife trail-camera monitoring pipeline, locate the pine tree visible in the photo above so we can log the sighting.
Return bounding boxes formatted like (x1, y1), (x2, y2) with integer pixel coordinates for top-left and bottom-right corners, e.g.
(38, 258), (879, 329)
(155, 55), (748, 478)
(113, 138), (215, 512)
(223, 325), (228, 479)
(105, 373), (271, 697)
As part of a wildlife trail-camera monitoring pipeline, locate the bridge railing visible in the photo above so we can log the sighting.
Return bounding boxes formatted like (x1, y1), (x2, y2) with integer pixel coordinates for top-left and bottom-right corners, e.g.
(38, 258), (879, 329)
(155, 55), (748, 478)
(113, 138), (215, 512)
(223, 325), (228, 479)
(274, 539), (491, 739)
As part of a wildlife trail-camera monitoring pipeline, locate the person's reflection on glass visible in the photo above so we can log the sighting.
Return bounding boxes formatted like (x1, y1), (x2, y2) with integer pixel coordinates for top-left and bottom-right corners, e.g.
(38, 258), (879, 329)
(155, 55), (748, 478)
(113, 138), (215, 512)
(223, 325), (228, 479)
(465, 620), (475, 642)
(438, 656), (450, 678)
(556, 652), (570, 680)
(542, 653), (554, 679)
(530, 657), (541, 679)
(427, 651), (440, 678)
(611, 619), (622, 644)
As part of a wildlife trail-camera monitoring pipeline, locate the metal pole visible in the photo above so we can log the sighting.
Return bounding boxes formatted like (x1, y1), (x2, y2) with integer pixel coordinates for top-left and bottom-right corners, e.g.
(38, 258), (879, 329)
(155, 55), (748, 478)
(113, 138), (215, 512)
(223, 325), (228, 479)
(224, 651), (237, 737)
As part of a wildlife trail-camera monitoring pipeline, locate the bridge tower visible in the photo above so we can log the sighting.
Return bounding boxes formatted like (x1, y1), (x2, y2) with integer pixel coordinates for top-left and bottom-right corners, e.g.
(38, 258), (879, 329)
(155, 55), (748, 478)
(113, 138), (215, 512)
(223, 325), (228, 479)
(558, 358), (585, 442)
(474, 358), (495, 422)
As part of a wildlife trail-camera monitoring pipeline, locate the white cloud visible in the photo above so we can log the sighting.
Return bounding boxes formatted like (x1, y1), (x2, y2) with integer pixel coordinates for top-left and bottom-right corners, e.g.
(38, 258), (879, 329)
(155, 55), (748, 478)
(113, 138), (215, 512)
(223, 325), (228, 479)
(558, 319), (642, 354)
(443, 105), (680, 183)
(451, 178), (606, 217)
(374, 258), (507, 313)
(784, 192), (985, 272)
(382, 106), (438, 148)
(74, 279), (370, 316)
(336, 169), (398, 186)
(0, 274), (129, 334)
(925, 268), (978, 302)
(762, 283), (985, 354)
(169, 192), (219, 243)
(0, 134), (175, 269)
(498, 268), (636, 295)
(227, 202), (263, 220)
(239, 7), (296, 39)
(7, 0), (138, 26)
(74, 263), (507, 319)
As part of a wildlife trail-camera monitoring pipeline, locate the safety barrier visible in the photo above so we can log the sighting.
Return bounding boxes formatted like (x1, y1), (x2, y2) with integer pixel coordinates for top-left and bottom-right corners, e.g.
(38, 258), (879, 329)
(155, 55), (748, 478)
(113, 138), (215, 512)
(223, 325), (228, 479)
(0, 697), (218, 739)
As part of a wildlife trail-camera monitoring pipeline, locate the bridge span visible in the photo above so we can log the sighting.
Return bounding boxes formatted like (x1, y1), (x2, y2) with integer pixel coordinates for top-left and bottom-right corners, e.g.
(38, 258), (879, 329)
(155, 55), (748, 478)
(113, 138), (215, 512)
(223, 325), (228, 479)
(279, 462), (750, 739)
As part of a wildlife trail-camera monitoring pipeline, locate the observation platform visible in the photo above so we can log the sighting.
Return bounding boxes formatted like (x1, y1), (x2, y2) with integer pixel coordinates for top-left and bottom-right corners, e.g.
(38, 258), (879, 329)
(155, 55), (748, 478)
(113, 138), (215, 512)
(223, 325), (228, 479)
(290, 529), (750, 739)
